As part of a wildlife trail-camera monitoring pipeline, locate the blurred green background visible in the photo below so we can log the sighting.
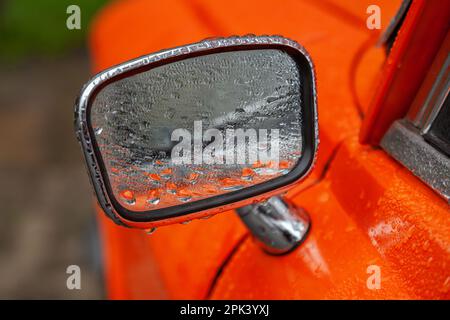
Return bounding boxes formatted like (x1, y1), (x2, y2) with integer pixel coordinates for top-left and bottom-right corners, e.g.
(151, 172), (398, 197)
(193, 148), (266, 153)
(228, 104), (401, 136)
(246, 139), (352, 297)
(0, 0), (110, 298)
(0, 0), (108, 62)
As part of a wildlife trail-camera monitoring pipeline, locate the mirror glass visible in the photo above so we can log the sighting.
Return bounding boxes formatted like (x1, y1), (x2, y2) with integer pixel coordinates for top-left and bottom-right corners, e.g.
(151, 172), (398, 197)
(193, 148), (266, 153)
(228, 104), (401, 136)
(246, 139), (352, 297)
(90, 49), (303, 211)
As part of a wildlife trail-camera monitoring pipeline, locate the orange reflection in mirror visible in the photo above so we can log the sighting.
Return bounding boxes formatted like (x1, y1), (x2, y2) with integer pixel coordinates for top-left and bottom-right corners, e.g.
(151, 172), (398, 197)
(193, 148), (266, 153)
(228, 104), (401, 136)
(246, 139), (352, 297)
(113, 158), (297, 212)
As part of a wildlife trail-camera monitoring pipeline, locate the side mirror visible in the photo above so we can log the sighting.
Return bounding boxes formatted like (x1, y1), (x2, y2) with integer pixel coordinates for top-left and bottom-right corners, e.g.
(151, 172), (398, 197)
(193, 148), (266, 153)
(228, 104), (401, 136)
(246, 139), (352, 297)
(75, 35), (318, 229)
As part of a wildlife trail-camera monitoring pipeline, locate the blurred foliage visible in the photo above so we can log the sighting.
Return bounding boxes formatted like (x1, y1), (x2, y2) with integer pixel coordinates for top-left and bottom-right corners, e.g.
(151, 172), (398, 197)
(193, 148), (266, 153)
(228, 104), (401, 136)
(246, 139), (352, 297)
(0, 0), (109, 62)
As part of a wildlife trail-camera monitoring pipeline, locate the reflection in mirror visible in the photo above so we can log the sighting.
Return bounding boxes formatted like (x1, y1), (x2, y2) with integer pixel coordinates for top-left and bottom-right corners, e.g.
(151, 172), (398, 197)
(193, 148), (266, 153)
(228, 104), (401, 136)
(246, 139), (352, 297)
(90, 49), (303, 211)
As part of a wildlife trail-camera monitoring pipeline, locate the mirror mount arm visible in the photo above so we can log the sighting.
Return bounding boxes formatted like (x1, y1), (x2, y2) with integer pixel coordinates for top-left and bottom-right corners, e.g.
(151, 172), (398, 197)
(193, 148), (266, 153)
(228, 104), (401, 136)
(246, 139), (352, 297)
(236, 196), (311, 255)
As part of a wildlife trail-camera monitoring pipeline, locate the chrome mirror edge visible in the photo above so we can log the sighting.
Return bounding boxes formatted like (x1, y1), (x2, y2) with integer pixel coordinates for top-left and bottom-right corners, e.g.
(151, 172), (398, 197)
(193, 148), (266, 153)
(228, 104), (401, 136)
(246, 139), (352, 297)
(74, 35), (318, 228)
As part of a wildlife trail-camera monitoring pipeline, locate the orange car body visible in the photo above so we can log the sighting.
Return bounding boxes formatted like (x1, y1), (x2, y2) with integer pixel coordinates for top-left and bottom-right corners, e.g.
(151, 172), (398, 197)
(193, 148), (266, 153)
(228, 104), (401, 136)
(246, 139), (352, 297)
(88, 0), (450, 299)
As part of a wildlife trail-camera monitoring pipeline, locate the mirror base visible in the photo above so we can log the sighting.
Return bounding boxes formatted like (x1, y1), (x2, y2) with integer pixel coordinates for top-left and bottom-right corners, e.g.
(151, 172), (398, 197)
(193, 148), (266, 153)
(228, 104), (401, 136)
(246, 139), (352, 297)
(236, 196), (310, 255)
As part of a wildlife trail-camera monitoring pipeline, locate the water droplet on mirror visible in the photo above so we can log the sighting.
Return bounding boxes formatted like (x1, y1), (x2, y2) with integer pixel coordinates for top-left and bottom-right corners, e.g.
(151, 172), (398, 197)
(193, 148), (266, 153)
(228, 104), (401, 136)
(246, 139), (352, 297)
(125, 198), (136, 205)
(252, 160), (263, 168)
(178, 196), (192, 202)
(160, 168), (172, 175)
(279, 160), (290, 169)
(266, 96), (278, 103)
(148, 173), (162, 181)
(222, 185), (244, 191)
(110, 167), (119, 176)
(147, 197), (160, 205)
(241, 168), (255, 181)
(120, 190), (136, 205)
(253, 167), (263, 174)
(146, 189), (161, 205)
(253, 167), (277, 175)
(145, 227), (156, 235)
(166, 182), (177, 194)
